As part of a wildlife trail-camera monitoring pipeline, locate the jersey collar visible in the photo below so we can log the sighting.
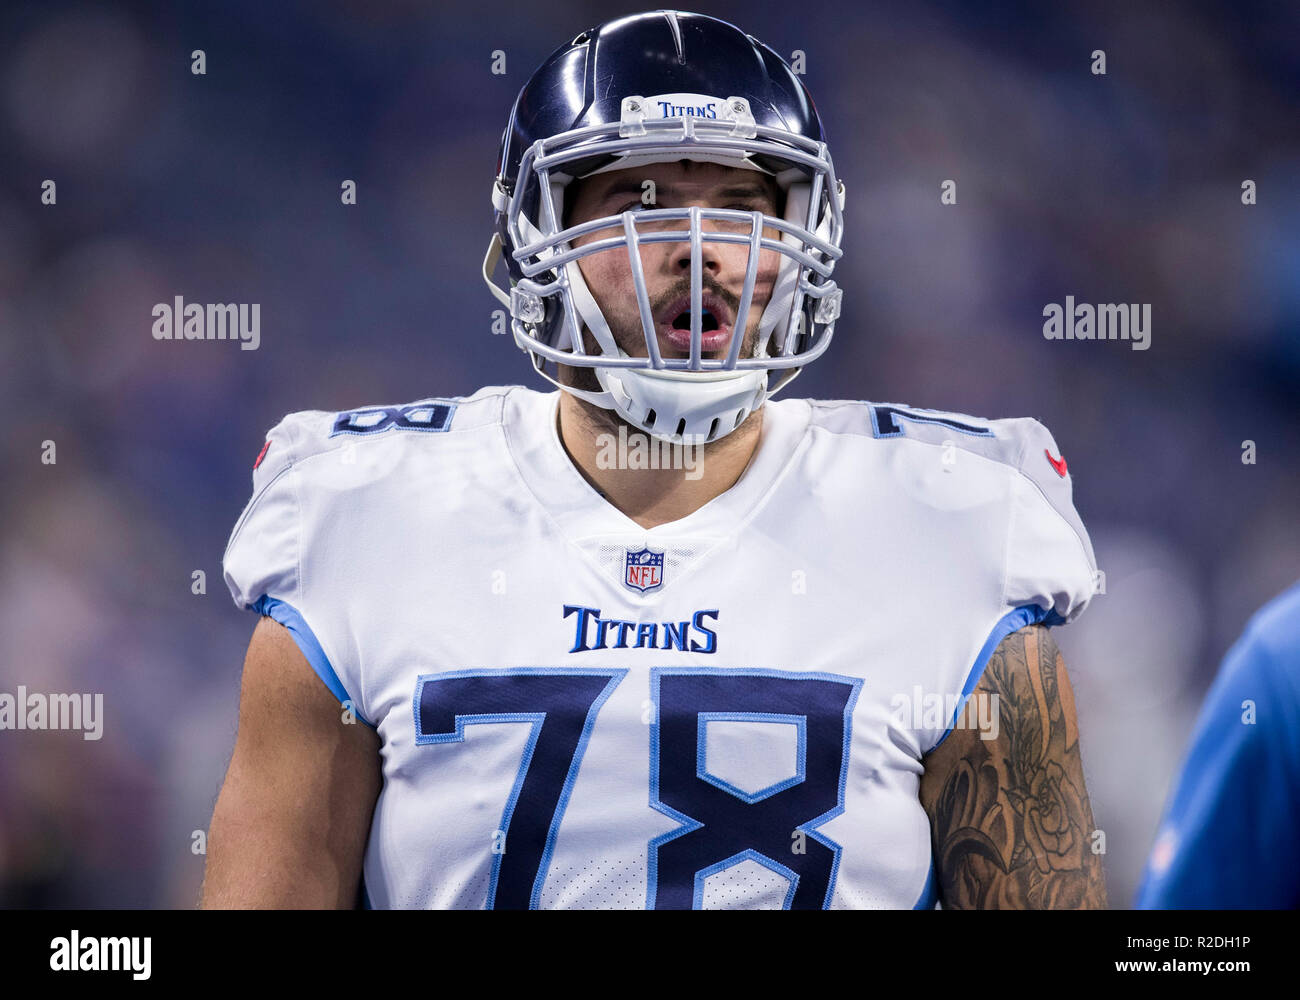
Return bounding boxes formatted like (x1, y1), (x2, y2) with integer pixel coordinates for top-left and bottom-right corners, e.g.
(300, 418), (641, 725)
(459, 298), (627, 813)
(503, 387), (810, 545)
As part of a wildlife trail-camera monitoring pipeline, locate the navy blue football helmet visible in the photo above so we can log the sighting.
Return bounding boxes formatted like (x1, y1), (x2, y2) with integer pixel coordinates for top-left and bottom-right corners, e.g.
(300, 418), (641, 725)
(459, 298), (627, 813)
(483, 10), (845, 443)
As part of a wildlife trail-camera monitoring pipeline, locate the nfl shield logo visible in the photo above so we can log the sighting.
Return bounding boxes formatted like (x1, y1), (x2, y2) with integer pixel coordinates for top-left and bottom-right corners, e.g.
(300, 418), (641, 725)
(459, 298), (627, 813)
(624, 547), (665, 593)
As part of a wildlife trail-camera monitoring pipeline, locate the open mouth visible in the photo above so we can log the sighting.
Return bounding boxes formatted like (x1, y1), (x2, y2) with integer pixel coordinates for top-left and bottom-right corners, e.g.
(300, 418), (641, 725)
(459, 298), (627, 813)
(673, 309), (721, 333)
(658, 294), (734, 353)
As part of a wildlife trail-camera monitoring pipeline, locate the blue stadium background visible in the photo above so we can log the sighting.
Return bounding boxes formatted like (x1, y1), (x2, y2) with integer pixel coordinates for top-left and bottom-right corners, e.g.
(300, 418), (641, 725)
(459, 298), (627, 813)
(1, 0), (1297, 906)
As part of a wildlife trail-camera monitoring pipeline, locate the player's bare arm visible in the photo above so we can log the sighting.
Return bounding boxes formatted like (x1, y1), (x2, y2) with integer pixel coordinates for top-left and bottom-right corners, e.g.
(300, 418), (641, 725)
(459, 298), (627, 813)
(919, 624), (1108, 909)
(200, 616), (381, 908)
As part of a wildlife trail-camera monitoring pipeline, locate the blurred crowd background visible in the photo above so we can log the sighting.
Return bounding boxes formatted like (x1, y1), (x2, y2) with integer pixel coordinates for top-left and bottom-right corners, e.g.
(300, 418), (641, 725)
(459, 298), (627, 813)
(1, 0), (1297, 907)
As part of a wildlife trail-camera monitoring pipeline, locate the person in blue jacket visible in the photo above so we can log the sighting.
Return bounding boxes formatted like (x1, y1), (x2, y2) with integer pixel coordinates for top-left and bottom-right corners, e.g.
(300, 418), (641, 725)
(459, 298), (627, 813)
(1136, 581), (1300, 908)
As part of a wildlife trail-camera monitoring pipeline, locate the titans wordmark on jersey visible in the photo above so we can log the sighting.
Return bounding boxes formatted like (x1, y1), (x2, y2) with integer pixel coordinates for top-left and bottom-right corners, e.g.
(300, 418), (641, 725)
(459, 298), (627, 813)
(223, 385), (1097, 909)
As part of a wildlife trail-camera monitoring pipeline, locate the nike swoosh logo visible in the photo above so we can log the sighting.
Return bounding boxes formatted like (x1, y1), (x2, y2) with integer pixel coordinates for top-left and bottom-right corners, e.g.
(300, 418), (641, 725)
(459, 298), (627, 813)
(1045, 449), (1068, 478)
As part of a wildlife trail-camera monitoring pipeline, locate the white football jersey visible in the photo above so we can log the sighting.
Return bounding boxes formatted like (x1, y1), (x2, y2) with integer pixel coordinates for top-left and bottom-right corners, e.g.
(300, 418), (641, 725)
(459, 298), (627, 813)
(223, 385), (1097, 909)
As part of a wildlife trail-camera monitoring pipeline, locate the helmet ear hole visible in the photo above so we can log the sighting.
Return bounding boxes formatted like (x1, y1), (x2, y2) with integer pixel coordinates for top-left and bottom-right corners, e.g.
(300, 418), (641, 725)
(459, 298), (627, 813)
(560, 177), (579, 230)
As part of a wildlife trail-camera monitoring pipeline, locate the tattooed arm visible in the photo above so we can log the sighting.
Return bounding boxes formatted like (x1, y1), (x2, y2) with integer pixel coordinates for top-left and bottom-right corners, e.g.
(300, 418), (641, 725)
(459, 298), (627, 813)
(919, 623), (1108, 908)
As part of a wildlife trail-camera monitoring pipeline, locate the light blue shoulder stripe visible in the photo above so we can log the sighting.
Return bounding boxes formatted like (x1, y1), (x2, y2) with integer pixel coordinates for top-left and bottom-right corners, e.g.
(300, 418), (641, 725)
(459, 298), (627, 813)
(252, 595), (375, 729)
(931, 604), (1051, 753)
(912, 857), (940, 909)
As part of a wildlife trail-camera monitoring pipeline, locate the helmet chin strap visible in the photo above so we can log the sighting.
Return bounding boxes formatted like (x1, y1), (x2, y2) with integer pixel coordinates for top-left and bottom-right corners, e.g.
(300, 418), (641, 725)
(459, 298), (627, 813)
(762, 177), (813, 352)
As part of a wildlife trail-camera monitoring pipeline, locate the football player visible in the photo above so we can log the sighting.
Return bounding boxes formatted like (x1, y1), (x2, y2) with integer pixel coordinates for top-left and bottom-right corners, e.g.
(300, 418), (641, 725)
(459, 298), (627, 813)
(202, 10), (1108, 909)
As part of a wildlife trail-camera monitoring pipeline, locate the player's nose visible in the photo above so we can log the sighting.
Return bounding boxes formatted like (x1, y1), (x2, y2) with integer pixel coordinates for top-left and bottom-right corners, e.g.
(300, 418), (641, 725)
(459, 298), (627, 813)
(665, 208), (742, 277)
